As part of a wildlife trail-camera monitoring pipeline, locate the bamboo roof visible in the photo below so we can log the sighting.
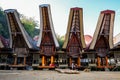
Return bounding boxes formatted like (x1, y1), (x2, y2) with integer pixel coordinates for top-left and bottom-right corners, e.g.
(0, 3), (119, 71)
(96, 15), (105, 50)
(4, 9), (39, 50)
(62, 7), (86, 49)
(37, 4), (59, 48)
(89, 10), (115, 50)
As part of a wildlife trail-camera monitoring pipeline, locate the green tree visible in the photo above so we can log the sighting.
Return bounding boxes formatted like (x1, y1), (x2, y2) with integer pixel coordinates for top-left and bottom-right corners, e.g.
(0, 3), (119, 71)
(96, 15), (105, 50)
(20, 14), (39, 38)
(57, 34), (65, 50)
(0, 7), (9, 38)
(0, 6), (39, 38)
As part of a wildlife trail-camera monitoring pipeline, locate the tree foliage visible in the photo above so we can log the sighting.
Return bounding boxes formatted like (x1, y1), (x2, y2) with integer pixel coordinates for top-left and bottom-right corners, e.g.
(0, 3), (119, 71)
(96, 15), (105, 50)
(0, 6), (39, 39)
(0, 7), (9, 38)
(57, 34), (65, 50)
(20, 14), (39, 38)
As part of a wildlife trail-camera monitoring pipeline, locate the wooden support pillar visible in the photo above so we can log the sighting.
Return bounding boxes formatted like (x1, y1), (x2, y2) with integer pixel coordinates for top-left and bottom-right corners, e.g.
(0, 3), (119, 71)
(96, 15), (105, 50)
(23, 57), (26, 65)
(97, 57), (100, 67)
(105, 56), (108, 66)
(51, 56), (54, 64)
(69, 57), (72, 66)
(42, 56), (45, 66)
(78, 57), (80, 66)
(14, 56), (17, 65)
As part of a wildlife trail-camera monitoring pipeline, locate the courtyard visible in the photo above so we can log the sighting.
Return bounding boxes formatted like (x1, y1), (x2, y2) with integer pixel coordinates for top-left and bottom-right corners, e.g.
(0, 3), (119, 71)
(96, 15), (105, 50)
(0, 70), (120, 80)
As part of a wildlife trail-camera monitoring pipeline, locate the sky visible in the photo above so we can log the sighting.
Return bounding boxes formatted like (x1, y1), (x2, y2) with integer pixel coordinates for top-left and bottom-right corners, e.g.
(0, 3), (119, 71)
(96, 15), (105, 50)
(0, 0), (120, 37)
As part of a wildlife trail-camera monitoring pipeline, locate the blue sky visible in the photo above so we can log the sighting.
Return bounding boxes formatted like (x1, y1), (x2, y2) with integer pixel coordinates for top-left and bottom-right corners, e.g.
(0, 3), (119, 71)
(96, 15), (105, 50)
(0, 0), (120, 36)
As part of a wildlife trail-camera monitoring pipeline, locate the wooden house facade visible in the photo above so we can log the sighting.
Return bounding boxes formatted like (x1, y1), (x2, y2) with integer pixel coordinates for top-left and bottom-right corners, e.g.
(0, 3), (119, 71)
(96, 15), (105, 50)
(4, 9), (38, 69)
(89, 10), (115, 68)
(0, 5), (120, 70)
(36, 4), (59, 69)
(63, 8), (86, 68)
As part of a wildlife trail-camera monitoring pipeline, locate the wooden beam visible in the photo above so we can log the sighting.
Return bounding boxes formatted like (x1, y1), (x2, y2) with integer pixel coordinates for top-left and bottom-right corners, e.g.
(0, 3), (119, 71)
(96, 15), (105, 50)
(14, 57), (17, 65)
(51, 56), (54, 64)
(23, 57), (26, 65)
(97, 57), (100, 67)
(105, 56), (109, 66)
(42, 56), (45, 66)
(77, 57), (81, 67)
(69, 57), (72, 66)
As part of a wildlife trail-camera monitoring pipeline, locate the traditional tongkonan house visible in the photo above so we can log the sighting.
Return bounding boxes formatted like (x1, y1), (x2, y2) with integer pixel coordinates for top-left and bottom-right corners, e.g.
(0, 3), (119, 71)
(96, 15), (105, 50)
(4, 9), (38, 69)
(37, 4), (59, 69)
(89, 10), (115, 69)
(62, 7), (86, 68)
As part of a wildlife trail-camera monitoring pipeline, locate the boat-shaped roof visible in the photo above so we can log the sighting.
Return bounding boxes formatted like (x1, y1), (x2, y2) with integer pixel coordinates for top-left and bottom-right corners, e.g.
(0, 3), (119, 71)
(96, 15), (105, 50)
(37, 4), (59, 48)
(4, 9), (39, 50)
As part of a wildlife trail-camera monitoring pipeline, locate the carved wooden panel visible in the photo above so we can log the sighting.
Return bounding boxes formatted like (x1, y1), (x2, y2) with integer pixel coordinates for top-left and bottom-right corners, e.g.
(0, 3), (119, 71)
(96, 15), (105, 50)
(95, 14), (111, 57)
(42, 46), (54, 56)
(41, 32), (54, 46)
(67, 9), (82, 55)
(67, 33), (81, 57)
(41, 33), (55, 55)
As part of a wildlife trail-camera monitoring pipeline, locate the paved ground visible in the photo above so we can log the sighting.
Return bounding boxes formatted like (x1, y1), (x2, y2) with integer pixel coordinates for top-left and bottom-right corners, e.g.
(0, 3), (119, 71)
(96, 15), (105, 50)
(0, 70), (120, 80)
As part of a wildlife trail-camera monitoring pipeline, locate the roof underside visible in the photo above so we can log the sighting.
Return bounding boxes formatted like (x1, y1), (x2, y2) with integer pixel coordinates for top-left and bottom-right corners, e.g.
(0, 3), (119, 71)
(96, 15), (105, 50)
(37, 4), (59, 48)
(62, 7), (86, 49)
(89, 10), (115, 50)
(4, 9), (39, 50)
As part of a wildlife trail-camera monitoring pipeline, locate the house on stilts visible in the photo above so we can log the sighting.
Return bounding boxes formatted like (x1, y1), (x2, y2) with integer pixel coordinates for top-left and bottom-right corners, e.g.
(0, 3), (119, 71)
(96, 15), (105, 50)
(4, 9), (39, 69)
(88, 10), (115, 69)
(36, 4), (59, 69)
(62, 7), (86, 68)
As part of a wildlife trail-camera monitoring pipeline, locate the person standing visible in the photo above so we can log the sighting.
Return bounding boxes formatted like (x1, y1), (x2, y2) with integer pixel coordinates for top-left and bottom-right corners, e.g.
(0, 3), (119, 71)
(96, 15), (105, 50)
(71, 62), (74, 70)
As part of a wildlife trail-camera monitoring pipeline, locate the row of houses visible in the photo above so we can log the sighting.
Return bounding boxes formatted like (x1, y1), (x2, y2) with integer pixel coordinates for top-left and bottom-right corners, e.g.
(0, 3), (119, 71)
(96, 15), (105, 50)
(0, 4), (120, 70)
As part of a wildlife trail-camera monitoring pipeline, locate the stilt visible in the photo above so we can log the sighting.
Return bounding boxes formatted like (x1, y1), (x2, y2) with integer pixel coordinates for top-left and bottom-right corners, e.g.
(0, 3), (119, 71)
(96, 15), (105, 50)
(77, 57), (81, 67)
(105, 56), (108, 66)
(23, 57), (26, 65)
(44, 57), (46, 65)
(42, 56), (45, 66)
(97, 57), (100, 67)
(51, 56), (54, 64)
(69, 57), (72, 66)
(14, 56), (17, 65)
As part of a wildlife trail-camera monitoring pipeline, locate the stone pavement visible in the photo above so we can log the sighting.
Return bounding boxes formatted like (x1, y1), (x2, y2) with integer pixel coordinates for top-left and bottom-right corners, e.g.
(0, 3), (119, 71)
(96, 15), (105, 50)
(0, 70), (120, 80)
(55, 69), (80, 74)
